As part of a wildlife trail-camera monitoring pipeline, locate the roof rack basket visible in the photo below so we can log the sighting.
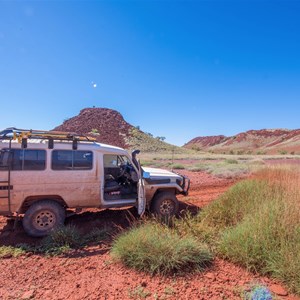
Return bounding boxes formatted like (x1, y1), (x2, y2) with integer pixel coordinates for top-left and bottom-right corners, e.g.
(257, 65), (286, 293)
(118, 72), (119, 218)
(0, 127), (96, 149)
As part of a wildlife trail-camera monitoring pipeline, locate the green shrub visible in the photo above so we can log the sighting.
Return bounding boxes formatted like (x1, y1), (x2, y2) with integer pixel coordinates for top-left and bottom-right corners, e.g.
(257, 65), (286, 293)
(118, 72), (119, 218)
(278, 150), (288, 155)
(0, 246), (26, 258)
(256, 151), (267, 155)
(225, 159), (238, 164)
(111, 222), (213, 275)
(170, 164), (185, 170)
(187, 163), (210, 172)
(39, 225), (81, 255)
(237, 150), (245, 155)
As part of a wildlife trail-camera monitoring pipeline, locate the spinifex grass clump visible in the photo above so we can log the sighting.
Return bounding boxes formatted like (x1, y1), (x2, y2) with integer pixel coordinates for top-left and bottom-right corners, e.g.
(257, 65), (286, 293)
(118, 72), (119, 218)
(201, 167), (300, 294)
(39, 225), (82, 255)
(111, 221), (213, 275)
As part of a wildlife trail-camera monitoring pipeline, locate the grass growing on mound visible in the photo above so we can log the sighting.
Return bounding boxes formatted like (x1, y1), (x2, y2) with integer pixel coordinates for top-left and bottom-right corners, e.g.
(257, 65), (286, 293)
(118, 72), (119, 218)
(126, 128), (185, 153)
(194, 167), (300, 295)
(111, 222), (213, 275)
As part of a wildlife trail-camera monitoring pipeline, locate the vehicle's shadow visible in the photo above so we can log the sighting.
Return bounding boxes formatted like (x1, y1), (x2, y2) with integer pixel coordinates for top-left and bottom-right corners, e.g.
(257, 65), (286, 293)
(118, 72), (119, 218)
(178, 200), (201, 217)
(0, 207), (139, 247)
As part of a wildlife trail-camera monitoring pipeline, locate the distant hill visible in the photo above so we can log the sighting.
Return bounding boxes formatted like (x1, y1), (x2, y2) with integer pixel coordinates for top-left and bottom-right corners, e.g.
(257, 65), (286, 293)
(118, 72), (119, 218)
(184, 129), (300, 154)
(54, 107), (183, 153)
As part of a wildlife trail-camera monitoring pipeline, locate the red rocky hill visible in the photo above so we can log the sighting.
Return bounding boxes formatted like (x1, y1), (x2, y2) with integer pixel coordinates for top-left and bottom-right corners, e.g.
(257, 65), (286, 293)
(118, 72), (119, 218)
(53, 108), (133, 148)
(184, 129), (300, 154)
(53, 107), (181, 153)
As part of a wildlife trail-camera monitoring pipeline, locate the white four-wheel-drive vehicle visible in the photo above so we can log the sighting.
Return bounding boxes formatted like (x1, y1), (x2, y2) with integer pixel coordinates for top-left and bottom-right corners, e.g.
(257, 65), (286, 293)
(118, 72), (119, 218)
(0, 128), (190, 237)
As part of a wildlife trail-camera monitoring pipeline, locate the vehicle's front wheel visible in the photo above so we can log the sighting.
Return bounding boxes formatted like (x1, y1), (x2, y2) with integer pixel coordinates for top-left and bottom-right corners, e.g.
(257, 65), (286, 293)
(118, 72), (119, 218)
(22, 200), (65, 237)
(150, 192), (179, 218)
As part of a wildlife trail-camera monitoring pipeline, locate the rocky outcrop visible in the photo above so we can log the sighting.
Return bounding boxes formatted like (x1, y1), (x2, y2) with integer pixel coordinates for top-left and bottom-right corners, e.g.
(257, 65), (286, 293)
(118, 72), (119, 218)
(53, 108), (133, 148)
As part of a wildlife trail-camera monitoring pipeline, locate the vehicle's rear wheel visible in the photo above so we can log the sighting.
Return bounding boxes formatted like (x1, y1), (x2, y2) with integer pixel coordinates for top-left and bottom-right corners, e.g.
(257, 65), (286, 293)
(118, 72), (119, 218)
(150, 192), (179, 217)
(22, 200), (65, 237)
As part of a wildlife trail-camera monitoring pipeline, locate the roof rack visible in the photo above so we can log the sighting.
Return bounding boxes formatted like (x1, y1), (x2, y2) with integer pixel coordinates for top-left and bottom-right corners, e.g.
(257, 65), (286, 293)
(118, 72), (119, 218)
(0, 128), (96, 149)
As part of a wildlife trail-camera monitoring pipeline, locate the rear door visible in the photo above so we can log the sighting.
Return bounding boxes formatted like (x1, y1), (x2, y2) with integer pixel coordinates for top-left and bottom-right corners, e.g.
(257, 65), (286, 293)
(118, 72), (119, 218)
(0, 150), (11, 213)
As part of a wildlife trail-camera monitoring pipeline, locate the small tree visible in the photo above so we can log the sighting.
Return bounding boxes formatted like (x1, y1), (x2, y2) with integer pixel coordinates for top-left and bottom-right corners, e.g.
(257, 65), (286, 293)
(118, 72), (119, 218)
(89, 128), (100, 136)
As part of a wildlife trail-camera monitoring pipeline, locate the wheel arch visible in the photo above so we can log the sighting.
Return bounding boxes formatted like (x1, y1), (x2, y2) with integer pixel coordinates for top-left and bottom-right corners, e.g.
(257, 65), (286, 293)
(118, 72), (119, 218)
(19, 195), (68, 214)
(149, 188), (177, 208)
(153, 187), (176, 197)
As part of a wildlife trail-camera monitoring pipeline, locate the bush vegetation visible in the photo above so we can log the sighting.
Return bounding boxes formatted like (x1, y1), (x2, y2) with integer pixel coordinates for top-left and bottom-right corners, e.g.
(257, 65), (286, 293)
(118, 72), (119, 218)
(170, 163), (185, 170)
(0, 245), (26, 258)
(111, 221), (213, 275)
(126, 128), (185, 153)
(39, 225), (82, 255)
(187, 160), (249, 178)
(177, 167), (300, 295)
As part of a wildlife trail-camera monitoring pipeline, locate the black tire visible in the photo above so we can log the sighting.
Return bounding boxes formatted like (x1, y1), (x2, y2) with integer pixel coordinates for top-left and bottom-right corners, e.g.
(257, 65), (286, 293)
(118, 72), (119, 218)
(150, 192), (179, 217)
(22, 200), (65, 237)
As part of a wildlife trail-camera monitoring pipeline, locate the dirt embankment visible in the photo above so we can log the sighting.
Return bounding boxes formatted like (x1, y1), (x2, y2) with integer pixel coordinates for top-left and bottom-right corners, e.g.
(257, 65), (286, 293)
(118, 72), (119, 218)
(0, 171), (298, 300)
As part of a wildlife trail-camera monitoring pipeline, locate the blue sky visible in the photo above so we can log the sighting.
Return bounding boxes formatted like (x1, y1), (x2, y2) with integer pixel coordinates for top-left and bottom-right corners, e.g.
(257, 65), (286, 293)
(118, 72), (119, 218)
(0, 0), (299, 146)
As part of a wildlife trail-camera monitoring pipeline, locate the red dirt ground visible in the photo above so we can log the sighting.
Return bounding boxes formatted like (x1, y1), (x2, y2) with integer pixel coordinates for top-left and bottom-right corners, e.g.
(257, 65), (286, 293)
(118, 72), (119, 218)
(0, 171), (299, 300)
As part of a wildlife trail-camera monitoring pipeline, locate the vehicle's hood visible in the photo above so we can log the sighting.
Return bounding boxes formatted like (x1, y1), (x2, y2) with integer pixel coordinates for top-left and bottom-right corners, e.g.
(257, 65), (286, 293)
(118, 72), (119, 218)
(142, 167), (181, 180)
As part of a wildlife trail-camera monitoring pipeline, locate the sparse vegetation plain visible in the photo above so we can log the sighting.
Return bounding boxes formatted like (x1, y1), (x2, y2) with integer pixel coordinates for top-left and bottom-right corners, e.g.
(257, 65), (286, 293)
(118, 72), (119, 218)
(139, 151), (300, 179)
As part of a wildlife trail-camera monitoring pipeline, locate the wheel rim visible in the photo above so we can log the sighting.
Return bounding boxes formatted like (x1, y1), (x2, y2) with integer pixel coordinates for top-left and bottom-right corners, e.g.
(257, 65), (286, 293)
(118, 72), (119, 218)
(33, 210), (56, 230)
(159, 199), (175, 215)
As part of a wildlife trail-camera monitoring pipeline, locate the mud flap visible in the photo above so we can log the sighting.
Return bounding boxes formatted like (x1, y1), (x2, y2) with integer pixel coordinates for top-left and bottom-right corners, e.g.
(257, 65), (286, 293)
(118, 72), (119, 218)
(137, 179), (146, 216)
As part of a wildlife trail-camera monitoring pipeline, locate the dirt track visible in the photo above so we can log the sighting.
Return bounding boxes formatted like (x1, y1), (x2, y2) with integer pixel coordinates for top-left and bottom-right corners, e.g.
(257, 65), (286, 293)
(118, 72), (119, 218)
(0, 171), (298, 300)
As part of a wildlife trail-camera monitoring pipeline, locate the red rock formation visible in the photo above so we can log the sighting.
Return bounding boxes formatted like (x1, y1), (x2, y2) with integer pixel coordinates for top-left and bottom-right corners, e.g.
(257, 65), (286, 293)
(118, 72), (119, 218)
(53, 108), (133, 148)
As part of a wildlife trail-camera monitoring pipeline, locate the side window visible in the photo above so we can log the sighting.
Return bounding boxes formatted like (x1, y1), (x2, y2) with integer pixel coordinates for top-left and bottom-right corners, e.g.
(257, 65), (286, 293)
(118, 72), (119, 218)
(11, 149), (23, 170)
(0, 149), (46, 171)
(23, 149), (46, 170)
(73, 151), (93, 169)
(103, 154), (130, 168)
(52, 150), (93, 170)
(103, 154), (118, 168)
(52, 150), (72, 170)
